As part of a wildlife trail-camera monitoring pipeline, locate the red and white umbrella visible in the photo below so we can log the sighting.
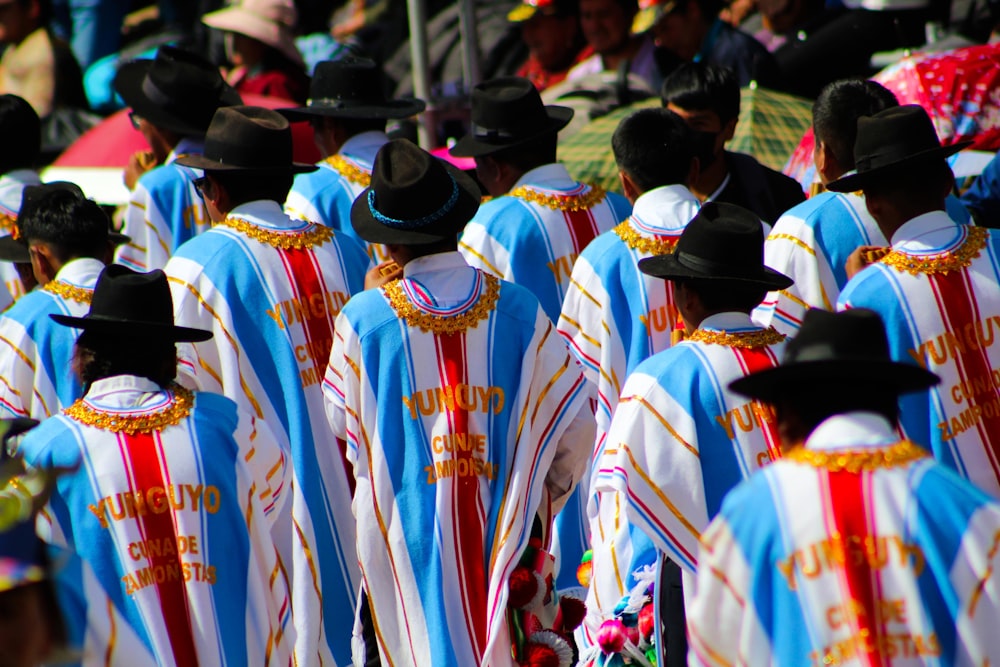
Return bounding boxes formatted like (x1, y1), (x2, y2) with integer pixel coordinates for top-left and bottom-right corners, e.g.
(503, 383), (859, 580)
(43, 93), (322, 205)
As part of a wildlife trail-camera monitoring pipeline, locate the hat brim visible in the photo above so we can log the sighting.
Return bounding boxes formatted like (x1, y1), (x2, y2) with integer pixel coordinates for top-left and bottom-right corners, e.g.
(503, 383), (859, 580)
(637, 254), (794, 290)
(280, 98), (426, 121)
(826, 141), (972, 193)
(729, 359), (940, 404)
(351, 161), (482, 245)
(202, 7), (305, 68)
(114, 60), (238, 138)
(49, 313), (214, 343)
(449, 105), (574, 157)
(0, 235), (28, 263)
(174, 154), (317, 173)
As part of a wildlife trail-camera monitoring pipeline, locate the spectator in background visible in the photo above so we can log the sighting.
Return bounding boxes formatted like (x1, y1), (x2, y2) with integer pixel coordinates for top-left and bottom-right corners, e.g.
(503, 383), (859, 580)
(202, 0), (309, 103)
(661, 63), (803, 224)
(961, 151), (1000, 227)
(568, 0), (660, 89)
(647, 0), (781, 87)
(49, 0), (126, 71)
(509, 0), (591, 92)
(0, 94), (40, 311)
(0, 0), (86, 120)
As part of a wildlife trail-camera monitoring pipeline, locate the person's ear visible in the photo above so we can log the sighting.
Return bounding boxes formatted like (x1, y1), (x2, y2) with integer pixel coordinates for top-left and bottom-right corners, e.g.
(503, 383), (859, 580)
(619, 171), (640, 202)
(28, 243), (56, 285)
(721, 116), (738, 143)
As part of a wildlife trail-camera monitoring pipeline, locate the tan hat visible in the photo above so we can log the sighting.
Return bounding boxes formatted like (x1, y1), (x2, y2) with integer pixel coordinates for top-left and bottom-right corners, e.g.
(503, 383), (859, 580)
(202, 0), (305, 69)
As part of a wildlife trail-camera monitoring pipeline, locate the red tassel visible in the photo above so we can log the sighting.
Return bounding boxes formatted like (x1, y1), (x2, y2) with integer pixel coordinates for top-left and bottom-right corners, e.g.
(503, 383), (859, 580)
(559, 596), (586, 631)
(521, 643), (561, 667)
(509, 566), (539, 609)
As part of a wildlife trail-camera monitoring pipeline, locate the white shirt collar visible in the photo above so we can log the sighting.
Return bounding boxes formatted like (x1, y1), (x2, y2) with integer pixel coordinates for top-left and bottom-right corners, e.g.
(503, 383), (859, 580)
(402, 251), (478, 304)
(805, 411), (899, 451)
(167, 137), (206, 165)
(339, 131), (391, 167)
(512, 163), (577, 191)
(228, 200), (298, 230)
(698, 311), (759, 331)
(889, 210), (956, 247)
(404, 251), (470, 278)
(85, 375), (170, 408)
(53, 257), (104, 288)
(632, 185), (700, 232)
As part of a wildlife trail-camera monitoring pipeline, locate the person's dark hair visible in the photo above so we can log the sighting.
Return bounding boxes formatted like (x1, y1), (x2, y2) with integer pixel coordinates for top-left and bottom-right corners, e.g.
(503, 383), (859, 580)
(813, 80), (898, 171)
(209, 169), (295, 207)
(0, 95), (40, 173)
(20, 191), (109, 262)
(15, 0), (52, 27)
(408, 236), (459, 255)
(777, 389), (900, 442)
(861, 159), (953, 203)
(74, 330), (177, 392)
(488, 133), (558, 173)
(334, 117), (388, 137)
(676, 278), (768, 312)
(660, 63), (740, 124)
(612, 108), (695, 192)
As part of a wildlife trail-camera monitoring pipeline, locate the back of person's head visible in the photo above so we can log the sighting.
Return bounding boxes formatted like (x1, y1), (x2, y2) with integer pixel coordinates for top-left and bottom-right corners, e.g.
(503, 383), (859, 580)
(75, 329), (177, 391)
(0, 95), (40, 173)
(675, 277), (768, 313)
(813, 80), (898, 172)
(20, 190), (109, 262)
(612, 107), (695, 192)
(660, 63), (740, 124)
(209, 169), (295, 208)
(488, 133), (559, 173)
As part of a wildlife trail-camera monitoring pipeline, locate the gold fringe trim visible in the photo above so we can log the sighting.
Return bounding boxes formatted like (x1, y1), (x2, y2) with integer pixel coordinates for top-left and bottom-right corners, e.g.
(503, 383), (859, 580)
(686, 327), (785, 348)
(0, 213), (15, 236)
(785, 440), (928, 472)
(220, 216), (333, 250)
(384, 274), (500, 334)
(323, 154), (372, 187)
(510, 183), (606, 211)
(880, 226), (988, 275)
(613, 220), (678, 255)
(42, 281), (93, 304)
(64, 385), (194, 434)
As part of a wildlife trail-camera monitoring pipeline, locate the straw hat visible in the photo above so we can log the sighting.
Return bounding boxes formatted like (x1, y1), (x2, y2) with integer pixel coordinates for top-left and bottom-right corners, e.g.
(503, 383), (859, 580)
(202, 0), (305, 69)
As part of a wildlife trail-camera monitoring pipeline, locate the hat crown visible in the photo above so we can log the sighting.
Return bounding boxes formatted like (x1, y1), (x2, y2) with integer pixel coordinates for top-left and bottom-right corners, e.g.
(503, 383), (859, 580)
(145, 45), (225, 99)
(239, 0), (297, 27)
(853, 105), (946, 174)
(203, 105), (293, 170)
(470, 77), (556, 140)
(308, 57), (388, 107)
(673, 202), (766, 276)
(785, 309), (892, 365)
(368, 140), (457, 224)
(87, 265), (175, 331)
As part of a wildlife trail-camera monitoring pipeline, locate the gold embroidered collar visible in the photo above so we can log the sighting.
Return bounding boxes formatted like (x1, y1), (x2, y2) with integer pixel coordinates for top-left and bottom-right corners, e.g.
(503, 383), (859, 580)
(64, 385), (194, 434)
(42, 280), (93, 304)
(323, 154), (372, 187)
(784, 440), (928, 472)
(509, 183), (606, 211)
(384, 274), (500, 334)
(880, 226), (988, 275)
(220, 216), (333, 250)
(686, 327), (785, 348)
(613, 220), (678, 255)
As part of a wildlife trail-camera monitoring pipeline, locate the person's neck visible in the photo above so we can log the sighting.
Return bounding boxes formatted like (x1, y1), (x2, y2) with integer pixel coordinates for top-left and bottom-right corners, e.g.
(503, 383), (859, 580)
(691, 154), (728, 201)
(879, 203), (945, 242)
(601, 35), (640, 70)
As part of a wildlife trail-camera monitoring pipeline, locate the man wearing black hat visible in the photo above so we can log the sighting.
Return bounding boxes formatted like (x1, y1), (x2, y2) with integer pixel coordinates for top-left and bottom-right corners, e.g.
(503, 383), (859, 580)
(831, 104), (1000, 500)
(323, 138), (593, 667)
(689, 308), (1000, 666)
(0, 94), (41, 312)
(166, 105), (370, 666)
(18, 264), (296, 665)
(589, 202), (790, 665)
(282, 56), (424, 265)
(114, 45), (241, 272)
(0, 184), (109, 421)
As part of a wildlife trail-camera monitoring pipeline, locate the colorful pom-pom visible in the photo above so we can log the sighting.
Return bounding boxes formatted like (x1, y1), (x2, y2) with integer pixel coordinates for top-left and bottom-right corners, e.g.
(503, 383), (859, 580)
(597, 619), (628, 654)
(522, 643), (560, 667)
(509, 565), (539, 609)
(559, 595), (587, 631)
(529, 630), (574, 667)
(577, 560), (593, 588)
(638, 602), (655, 640)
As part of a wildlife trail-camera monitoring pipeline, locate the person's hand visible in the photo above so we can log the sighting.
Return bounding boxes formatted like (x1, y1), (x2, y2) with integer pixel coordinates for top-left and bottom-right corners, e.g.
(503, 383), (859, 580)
(845, 245), (889, 280)
(365, 261), (403, 290)
(124, 150), (158, 191)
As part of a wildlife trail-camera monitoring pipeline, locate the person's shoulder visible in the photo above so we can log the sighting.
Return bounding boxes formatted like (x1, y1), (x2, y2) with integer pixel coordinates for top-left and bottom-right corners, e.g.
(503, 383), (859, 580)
(0, 288), (59, 330)
(19, 415), (77, 466)
(340, 288), (397, 331)
(633, 340), (705, 380)
(773, 191), (845, 228)
(137, 161), (191, 192)
(493, 277), (550, 325)
(579, 223), (630, 264)
(475, 195), (530, 221)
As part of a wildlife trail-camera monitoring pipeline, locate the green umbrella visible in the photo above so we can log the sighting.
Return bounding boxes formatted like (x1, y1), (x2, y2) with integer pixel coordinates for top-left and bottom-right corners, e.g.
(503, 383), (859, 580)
(559, 84), (813, 194)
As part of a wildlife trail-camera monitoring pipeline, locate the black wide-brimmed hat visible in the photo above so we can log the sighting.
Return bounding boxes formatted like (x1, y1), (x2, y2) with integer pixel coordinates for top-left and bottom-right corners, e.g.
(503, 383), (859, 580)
(638, 202), (793, 289)
(352, 139), (481, 245)
(280, 57), (425, 121)
(114, 45), (241, 138)
(176, 106), (316, 173)
(0, 182), (129, 263)
(730, 308), (939, 403)
(51, 265), (212, 342)
(450, 77), (574, 157)
(826, 105), (971, 193)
